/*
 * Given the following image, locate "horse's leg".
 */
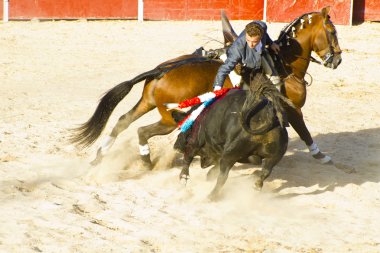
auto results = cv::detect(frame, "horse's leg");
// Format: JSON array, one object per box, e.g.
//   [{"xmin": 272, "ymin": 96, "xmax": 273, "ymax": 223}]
[
  {"xmin": 137, "ymin": 120, "xmax": 176, "ymax": 169},
  {"xmin": 91, "ymin": 98, "xmax": 155, "ymax": 165},
  {"xmin": 286, "ymin": 107, "xmax": 332, "ymax": 164}
]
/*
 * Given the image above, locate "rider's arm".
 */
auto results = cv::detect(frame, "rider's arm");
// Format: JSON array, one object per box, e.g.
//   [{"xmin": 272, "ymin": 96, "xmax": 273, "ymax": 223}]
[{"xmin": 213, "ymin": 43, "xmax": 242, "ymax": 89}]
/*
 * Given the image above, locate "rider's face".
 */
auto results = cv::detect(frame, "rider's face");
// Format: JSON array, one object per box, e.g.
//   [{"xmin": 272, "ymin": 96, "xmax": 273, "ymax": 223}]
[{"xmin": 246, "ymin": 34, "xmax": 261, "ymax": 49}]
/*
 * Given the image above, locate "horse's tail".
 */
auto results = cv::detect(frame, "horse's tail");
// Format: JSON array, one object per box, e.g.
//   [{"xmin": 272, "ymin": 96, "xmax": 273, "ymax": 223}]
[
  {"xmin": 70, "ymin": 68, "xmax": 161, "ymax": 148},
  {"xmin": 221, "ymin": 10, "xmax": 237, "ymax": 46}
]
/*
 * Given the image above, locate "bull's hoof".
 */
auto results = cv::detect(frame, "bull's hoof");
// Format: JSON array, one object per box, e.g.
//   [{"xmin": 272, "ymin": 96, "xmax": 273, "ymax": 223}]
[
  {"xmin": 140, "ymin": 155, "xmax": 153, "ymax": 170},
  {"xmin": 179, "ymin": 169, "xmax": 189, "ymax": 180},
  {"xmin": 90, "ymin": 148, "xmax": 103, "ymax": 166},
  {"xmin": 179, "ymin": 174, "xmax": 190, "ymax": 185},
  {"xmin": 252, "ymin": 172, "xmax": 264, "ymax": 191},
  {"xmin": 253, "ymin": 181, "xmax": 263, "ymax": 191}
]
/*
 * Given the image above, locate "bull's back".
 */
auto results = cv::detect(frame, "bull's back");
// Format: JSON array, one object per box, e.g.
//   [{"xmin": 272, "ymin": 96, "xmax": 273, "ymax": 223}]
[
  {"xmin": 193, "ymin": 89, "xmax": 288, "ymax": 161},
  {"xmin": 197, "ymin": 89, "xmax": 247, "ymax": 146}
]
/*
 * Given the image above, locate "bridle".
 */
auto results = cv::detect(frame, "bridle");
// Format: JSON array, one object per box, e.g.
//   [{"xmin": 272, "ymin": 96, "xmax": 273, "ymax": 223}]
[
  {"xmin": 276, "ymin": 12, "xmax": 341, "ymax": 84},
  {"xmin": 315, "ymin": 19, "xmax": 342, "ymax": 66}
]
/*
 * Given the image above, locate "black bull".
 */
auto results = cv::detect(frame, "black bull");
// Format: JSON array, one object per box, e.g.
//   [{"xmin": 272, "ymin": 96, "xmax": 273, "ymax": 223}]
[{"xmin": 173, "ymin": 75, "xmax": 293, "ymax": 200}]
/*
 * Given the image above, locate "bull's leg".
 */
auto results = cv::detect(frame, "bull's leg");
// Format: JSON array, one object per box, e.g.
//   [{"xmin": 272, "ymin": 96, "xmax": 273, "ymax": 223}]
[
  {"xmin": 206, "ymin": 165, "xmax": 220, "ymax": 181},
  {"xmin": 91, "ymin": 99, "xmax": 155, "ymax": 165},
  {"xmin": 286, "ymin": 107, "xmax": 332, "ymax": 164},
  {"xmin": 137, "ymin": 120, "xmax": 176, "ymax": 169},
  {"xmin": 179, "ymin": 152, "xmax": 195, "ymax": 184},
  {"xmin": 208, "ymin": 157, "xmax": 235, "ymax": 201},
  {"xmin": 253, "ymin": 157, "xmax": 280, "ymax": 190}
]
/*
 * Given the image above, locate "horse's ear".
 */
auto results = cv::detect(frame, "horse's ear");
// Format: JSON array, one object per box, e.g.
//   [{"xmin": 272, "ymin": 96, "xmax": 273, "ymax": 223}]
[
  {"xmin": 221, "ymin": 10, "xmax": 238, "ymax": 47},
  {"xmin": 321, "ymin": 6, "xmax": 331, "ymax": 22}
]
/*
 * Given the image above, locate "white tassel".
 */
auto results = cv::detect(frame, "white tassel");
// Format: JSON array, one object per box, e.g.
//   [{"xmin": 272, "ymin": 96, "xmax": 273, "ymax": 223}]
[
  {"xmin": 198, "ymin": 92, "xmax": 217, "ymax": 102},
  {"xmin": 308, "ymin": 14, "xmax": 312, "ymax": 24},
  {"xmin": 300, "ymin": 19, "xmax": 305, "ymax": 29},
  {"xmin": 292, "ymin": 27, "xmax": 296, "ymax": 37}
]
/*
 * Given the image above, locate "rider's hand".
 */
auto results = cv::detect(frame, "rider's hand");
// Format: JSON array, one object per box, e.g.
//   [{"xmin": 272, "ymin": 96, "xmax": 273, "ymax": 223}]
[{"xmin": 270, "ymin": 42, "xmax": 281, "ymax": 54}]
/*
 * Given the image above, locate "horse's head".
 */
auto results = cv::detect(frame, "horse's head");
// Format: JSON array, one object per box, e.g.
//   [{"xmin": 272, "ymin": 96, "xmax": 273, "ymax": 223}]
[{"xmin": 311, "ymin": 7, "xmax": 342, "ymax": 69}]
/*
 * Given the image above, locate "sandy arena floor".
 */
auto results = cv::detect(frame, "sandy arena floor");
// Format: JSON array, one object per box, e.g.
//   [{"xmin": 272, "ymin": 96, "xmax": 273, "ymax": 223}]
[{"xmin": 1, "ymin": 18, "xmax": 380, "ymax": 252}]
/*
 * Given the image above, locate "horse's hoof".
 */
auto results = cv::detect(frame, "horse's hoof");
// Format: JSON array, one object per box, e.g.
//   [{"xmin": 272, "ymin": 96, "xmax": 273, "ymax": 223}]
[
  {"xmin": 312, "ymin": 151, "xmax": 332, "ymax": 164},
  {"xmin": 142, "ymin": 161, "xmax": 153, "ymax": 170},
  {"xmin": 315, "ymin": 154, "xmax": 332, "ymax": 164}
]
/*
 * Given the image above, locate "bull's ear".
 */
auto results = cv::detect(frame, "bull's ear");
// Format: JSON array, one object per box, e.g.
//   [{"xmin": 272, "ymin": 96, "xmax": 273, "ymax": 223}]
[
  {"xmin": 221, "ymin": 10, "xmax": 238, "ymax": 47},
  {"xmin": 321, "ymin": 6, "xmax": 331, "ymax": 22}
]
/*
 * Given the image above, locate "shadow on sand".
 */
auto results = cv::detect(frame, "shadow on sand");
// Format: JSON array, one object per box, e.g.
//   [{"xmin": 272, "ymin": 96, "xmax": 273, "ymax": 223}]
[{"xmin": 267, "ymin": 127, "xmax": 380, "ymax": 197}]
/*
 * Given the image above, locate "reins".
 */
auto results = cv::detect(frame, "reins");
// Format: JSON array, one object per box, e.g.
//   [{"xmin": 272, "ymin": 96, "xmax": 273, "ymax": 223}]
[{"xmin": 276, "ymin": 53, "xmax": 313, "ymax": 86}]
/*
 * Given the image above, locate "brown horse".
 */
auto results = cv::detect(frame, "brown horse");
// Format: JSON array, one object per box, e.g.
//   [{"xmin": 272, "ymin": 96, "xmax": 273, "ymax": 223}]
[{"xmin": 70, "ymin": 7, "xmax": 341, "ymax": 168}]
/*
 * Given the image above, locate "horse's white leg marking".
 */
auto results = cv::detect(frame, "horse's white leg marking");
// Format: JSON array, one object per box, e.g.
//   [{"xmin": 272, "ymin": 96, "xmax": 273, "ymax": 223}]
[
  {"xmin": 308, "ymin": 142, "xmax": 332, "ymax": 164},
  {"xmin": 139, "ymin": 144, "xmax": 150, "ymax": 156},
  {"xmin": 100, "ymin": 135, "xmax": 116, "ymax": 154},
  {"xmin": 220, "ymin": 54, "xmax": 241, "ymax": 87}
]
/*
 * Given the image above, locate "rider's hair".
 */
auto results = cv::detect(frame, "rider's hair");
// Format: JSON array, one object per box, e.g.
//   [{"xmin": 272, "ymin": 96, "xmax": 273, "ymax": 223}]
[{"xmin": 245, "ymin": 22, "xmax": 264, "ymax": 38}]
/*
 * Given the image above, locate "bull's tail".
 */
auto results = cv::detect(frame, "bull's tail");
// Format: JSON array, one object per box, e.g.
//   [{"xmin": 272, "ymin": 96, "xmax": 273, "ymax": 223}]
[{"xmin": 70, "ymin": 68, "xmax": 162, "ymax": 148}]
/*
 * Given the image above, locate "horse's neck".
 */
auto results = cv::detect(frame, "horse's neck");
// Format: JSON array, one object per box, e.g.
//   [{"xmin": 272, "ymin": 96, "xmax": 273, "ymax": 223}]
[
  {"xmin": 287, "ymin": 39, "xmax": 312, "ymax": 78},
  {"xmin": 282, "ymin": 23, "xmax": 318, "ymax": 78}
]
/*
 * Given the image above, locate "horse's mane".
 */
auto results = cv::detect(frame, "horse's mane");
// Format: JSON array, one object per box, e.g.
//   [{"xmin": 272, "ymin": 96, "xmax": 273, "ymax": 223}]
[{"xmin": 277, "ymin": 12, "xmax": 319, "ymax": 42}]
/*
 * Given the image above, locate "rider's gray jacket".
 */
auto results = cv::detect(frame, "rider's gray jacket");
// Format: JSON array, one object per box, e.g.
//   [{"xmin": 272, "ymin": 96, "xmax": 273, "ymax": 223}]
[{"xmin": 213, "ymin": 21, "xmax": 273, "ymax": 88}]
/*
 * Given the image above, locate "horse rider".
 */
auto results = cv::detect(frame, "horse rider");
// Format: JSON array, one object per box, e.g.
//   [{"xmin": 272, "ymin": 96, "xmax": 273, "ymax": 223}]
[{"xmin": 213, "ymin": 21, "xmax": 282, "ymax": 90}]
